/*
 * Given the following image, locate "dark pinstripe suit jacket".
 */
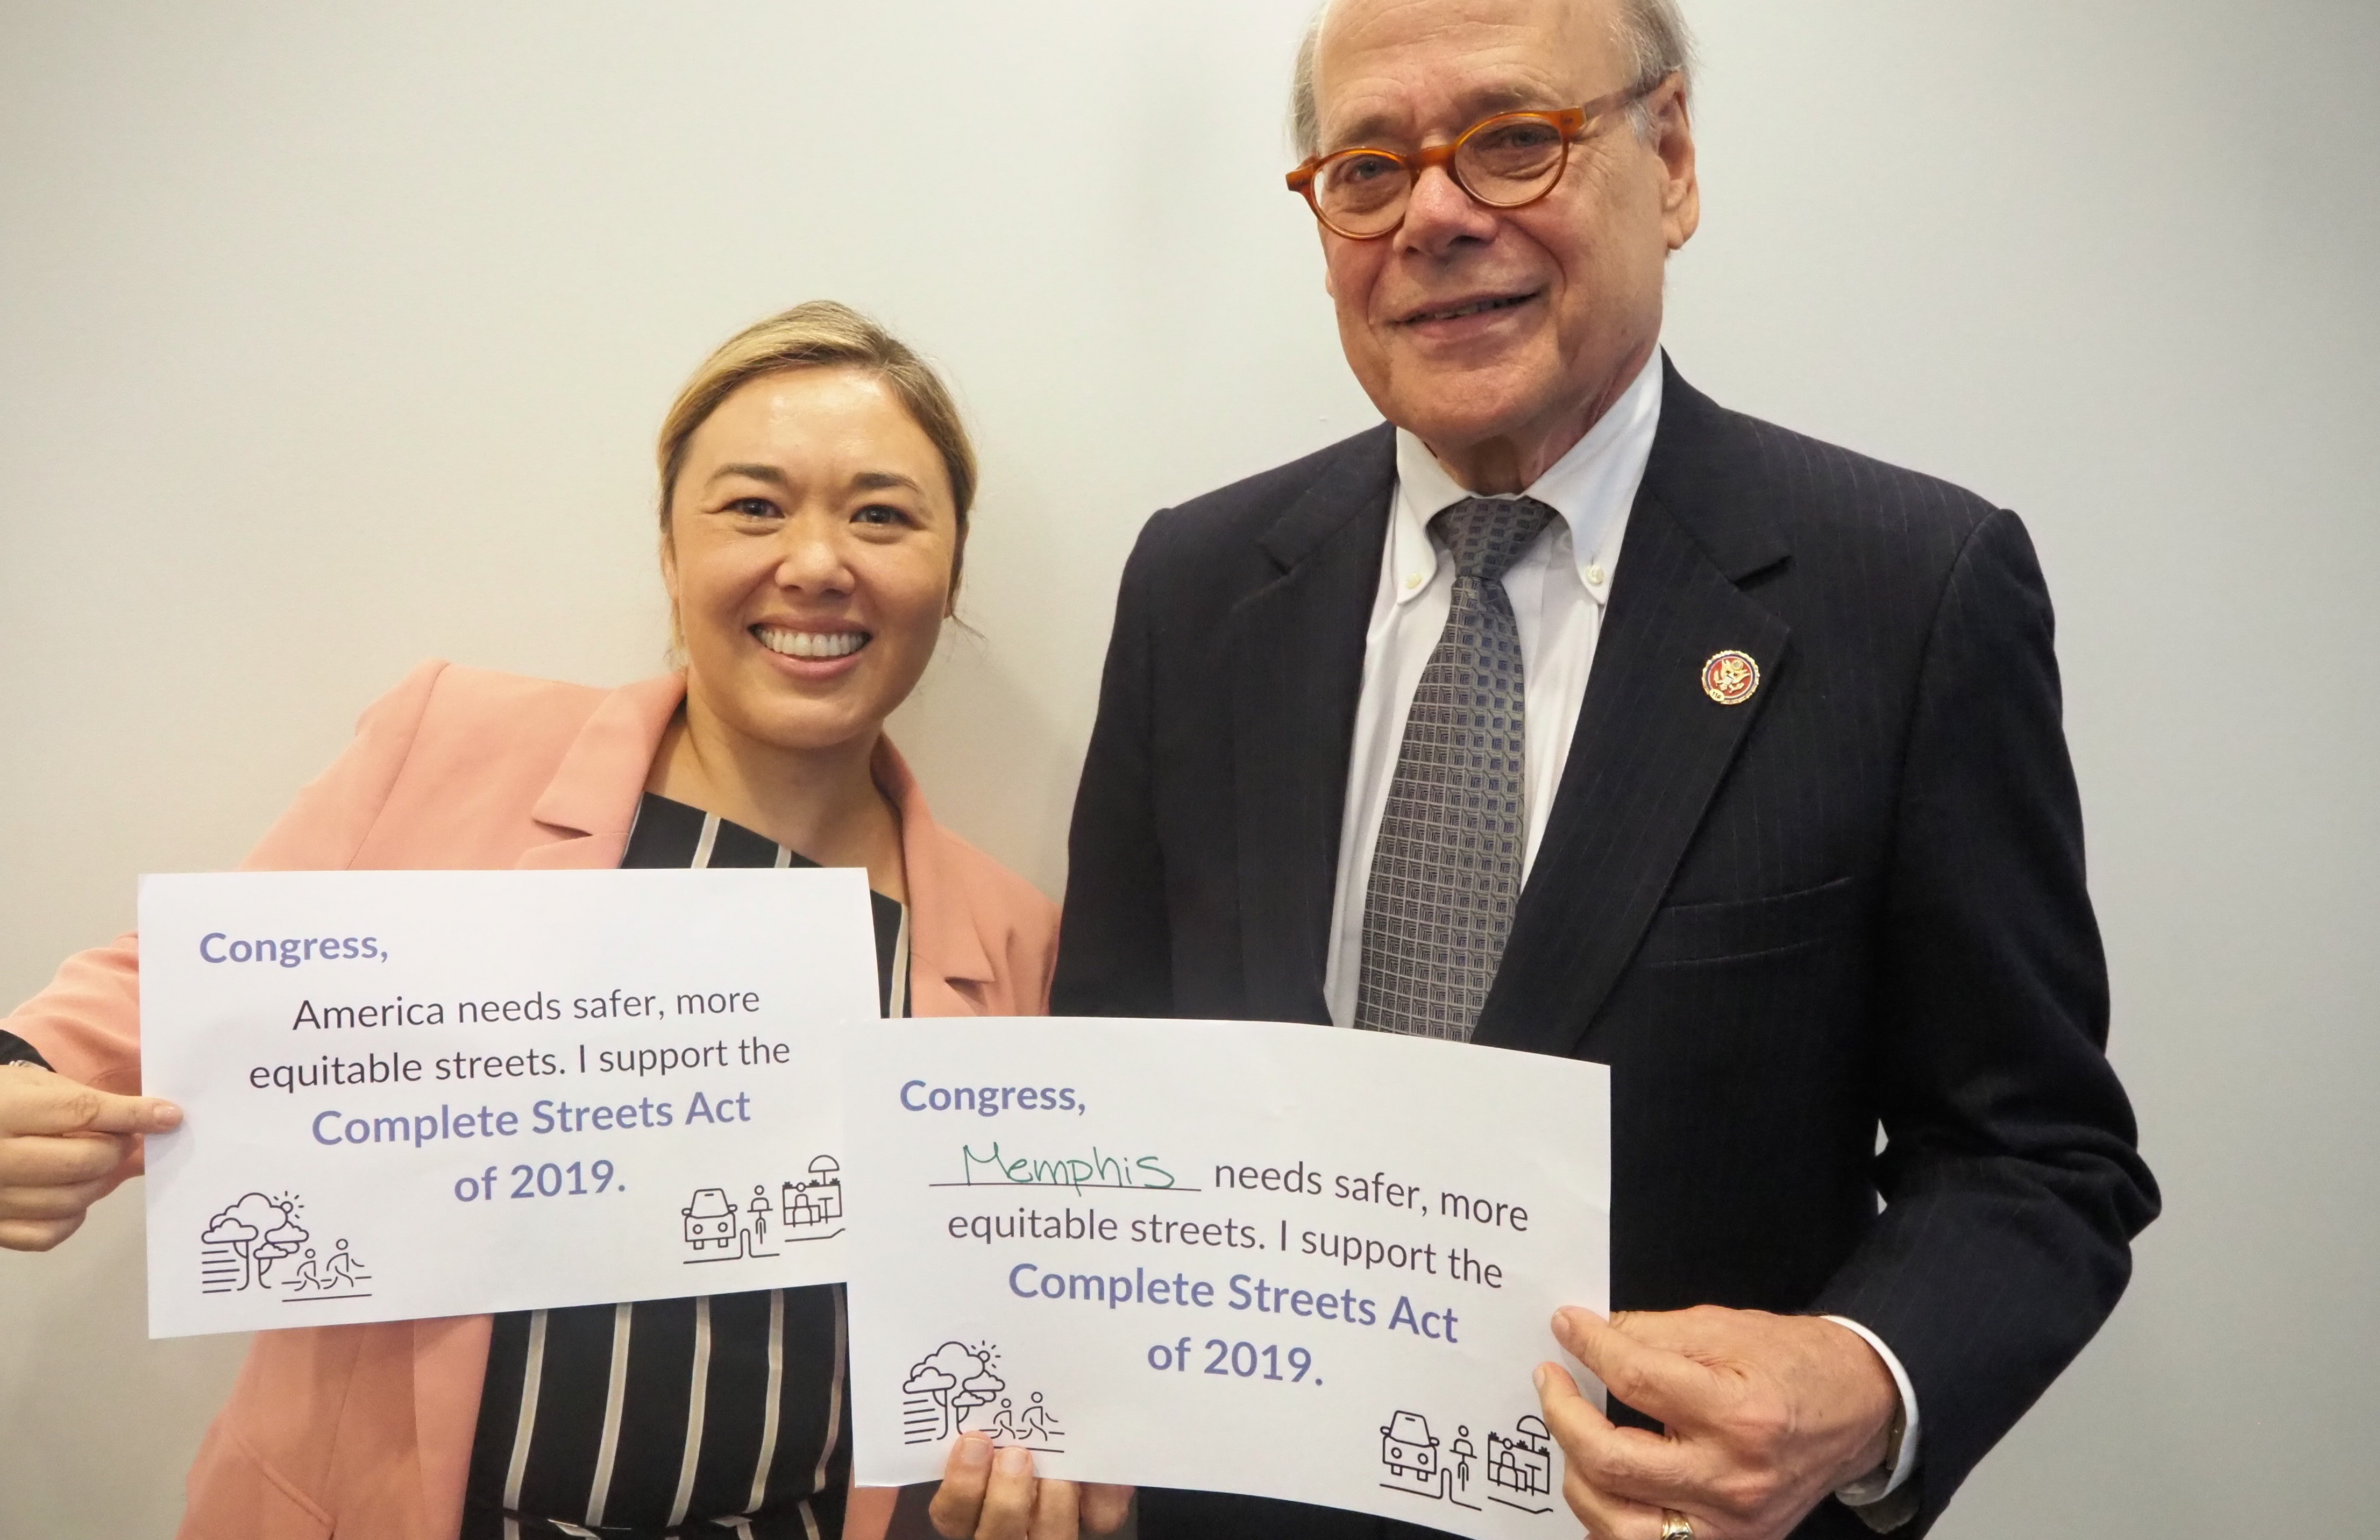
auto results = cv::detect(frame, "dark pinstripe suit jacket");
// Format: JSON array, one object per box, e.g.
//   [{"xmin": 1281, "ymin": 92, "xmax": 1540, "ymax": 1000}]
[{"xmin": 1054, "ymin": 359, "xmax": 2158, "ymax": 1538}]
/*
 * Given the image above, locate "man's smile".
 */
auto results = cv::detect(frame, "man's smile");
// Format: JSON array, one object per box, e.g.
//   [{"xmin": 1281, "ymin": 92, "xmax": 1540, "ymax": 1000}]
[{"xmin": 1395, "ymin": 288, "xmax": 1544, "ymax": 329}]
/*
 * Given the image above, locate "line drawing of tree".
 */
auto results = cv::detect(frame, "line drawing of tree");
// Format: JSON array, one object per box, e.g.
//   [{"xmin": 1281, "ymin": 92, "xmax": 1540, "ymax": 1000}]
[
  {"xmin": 956, "ymin": 1365, "xmax": 1004, "ymax": 1427},
  {"xmin": 253, "ymin": 1216, "xmax": 310, "ymax": 1287},
  {"xmin": 900, "ymin": 1342, "xmax": 1005, "ymax": 1443},
  {"xmin": 200, "ymin": 1193, "xmax": 306, "ymax": 1294},
  {"xmin": 900, "ymin": 1361, "xmax": 956, "ymax": 1442}
]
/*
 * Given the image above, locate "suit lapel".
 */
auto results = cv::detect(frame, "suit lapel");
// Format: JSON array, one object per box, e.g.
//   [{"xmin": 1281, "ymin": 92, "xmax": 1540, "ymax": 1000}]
[
  {"xmin": 1474, "ymin": 365, "xmax": 1791, "ymax": 1058},
  {"xmin": 514, "ymin": 674, "xmax": 687, "ymax": 870},
  {"xmin": 1227, "ymin": 427, "xmax": 1397, "ymax": 1023},
  {"xmin": 872, "ymin": 736, "xmax": 999, "ymax": 1016}
]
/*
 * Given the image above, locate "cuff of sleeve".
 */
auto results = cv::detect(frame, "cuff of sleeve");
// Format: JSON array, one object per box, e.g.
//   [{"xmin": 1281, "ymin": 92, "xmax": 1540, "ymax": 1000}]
[
  {"xmin": 0, "ymin": 1030, "xmax": 55, "ymax": 1071},
  {"xmin": 1820, "ymin": 1315, "xmax": 1920, "ymax": 1507}
]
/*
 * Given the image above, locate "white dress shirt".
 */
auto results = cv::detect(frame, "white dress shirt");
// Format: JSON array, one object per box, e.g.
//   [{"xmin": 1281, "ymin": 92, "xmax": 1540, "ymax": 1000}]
[
  {"xmin": 1321, "ymin": 350, "xmax": 1660, "ymax": 1030},
  {"xmin": 1318, "ymin": 349, "xmax": 1921, "ymax": 1512}
]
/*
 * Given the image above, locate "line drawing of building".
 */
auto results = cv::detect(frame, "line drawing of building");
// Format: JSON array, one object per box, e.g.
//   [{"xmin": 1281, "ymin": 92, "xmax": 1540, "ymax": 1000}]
[
  {"xmin": 782, "ymin": 1154, "xmax": 844, "ymax": 1237},
  {"xmin": 1484, "ymin": 1414, "xmax": 1555, "ymax": 1513}
]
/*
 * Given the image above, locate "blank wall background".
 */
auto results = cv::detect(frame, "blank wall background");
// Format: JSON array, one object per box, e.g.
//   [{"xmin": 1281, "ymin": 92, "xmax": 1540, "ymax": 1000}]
[{"xmin": 2, "ymin": 1, "xmax": 2371, "ymax": 1533}]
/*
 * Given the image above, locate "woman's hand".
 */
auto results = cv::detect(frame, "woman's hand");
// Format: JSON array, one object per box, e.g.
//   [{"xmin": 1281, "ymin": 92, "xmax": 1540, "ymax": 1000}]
[
  {"xmin": 926, "ymin": 1432, "xmax": 1133, "ymax": 1540},
  {"xmin": 0, "ymin": 1063, "xmax": 181, "ymax": 1251}
]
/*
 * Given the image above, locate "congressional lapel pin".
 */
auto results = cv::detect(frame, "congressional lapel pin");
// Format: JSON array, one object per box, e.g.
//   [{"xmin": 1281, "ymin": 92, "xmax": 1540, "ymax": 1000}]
[{"xmin": 1701, "ymin": 649, "xmax": 1761, "ymax": 706}]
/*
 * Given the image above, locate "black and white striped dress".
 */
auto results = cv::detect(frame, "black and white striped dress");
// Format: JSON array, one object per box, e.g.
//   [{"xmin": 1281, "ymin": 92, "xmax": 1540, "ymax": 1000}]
[{"xmin": 459, "ymin": 792, "xmax": 909, "ymax": 1540}]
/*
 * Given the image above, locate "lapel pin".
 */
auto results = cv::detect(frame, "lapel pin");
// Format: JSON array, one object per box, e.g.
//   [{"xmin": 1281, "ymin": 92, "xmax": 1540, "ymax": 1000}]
[{"xmin": 1701, "ymin": 650, "xmax": 1761, "ymax": 706}]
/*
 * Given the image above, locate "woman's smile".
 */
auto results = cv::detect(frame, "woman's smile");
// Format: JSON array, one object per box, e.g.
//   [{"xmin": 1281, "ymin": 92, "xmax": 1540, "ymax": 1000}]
[{"xmin": 752, "ymin": 623, "xmax": 871, "ymax": 663}]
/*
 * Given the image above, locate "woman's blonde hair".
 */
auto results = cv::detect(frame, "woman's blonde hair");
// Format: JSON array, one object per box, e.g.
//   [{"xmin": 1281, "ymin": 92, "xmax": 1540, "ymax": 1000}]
[{"xmin": 656, "ymin": 301, "xmax": 979, "ymax": 604}]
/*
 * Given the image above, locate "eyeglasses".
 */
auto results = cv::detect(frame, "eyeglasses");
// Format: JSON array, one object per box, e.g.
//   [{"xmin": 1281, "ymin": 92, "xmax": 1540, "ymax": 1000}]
[{"xmin": 1284, "ymin": 75, "xmax": 1672, "ymax": 240}]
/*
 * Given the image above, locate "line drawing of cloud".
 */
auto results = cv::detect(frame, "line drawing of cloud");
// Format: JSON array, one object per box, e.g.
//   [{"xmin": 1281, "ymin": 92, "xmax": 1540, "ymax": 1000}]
[
  {"xmin": 209, "ymin": 1192, "xmax": 291, "ymax": 1236},
  {"xmin": 921, "ymin": 1341, "xmax": 986, "ymax": 1380}
]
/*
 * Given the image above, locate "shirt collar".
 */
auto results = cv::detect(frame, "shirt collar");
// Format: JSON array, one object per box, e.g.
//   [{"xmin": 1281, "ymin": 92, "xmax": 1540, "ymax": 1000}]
[{"xmin": 1387, "ymin": 347, "xmax": 1664, "ymax": 606}]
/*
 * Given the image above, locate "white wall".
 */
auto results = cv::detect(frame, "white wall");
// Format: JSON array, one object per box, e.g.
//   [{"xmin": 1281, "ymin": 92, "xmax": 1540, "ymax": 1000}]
[{"xmin": 2, "ymin": 1, "xmax": 2371, "ymax": 1533}]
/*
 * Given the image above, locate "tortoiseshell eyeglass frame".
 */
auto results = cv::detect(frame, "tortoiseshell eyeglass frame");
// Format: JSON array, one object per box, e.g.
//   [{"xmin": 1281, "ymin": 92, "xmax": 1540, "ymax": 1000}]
[{"xmin": 1285, "ymin": 74, "xmax": 1673, "ymax": 239}]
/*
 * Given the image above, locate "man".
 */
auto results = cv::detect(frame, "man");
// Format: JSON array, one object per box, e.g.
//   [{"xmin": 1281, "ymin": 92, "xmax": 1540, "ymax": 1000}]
[{"xmin": 1054, "ymin": 1, "xmax": 2157, "ymax": 1537}]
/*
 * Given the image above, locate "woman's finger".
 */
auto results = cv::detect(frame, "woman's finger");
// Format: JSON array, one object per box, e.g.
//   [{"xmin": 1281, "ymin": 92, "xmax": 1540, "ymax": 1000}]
[
  {"xmin": 1080, "ymin": 1483, "xmax": 1134, "ymax": 1535},
  {"xmin": 974, "ymin": 1445, "xmax": 1038, "ymax": 1539},
  {"xmin": 0, "ymin": 1127, "xmax": 132, "ymax": 1188},
  {"xmin": 0, "ymin": 1174, "xmax": 118, "ymax": 1222},
  {"xmin": 1027, "ymin": 1476, "xmax": 1081, "ymax": 1540},
  {"xmin": 927, "ymin": 1432, "xmax": 996, "ymax": 1537},
  {"xmin": 0, "ymin": 1212, "xmax": 87, "ymax": 1252},
  {"xmin": 0, "ymin": 1067, "xmax": 180, "ymax": 1138}
]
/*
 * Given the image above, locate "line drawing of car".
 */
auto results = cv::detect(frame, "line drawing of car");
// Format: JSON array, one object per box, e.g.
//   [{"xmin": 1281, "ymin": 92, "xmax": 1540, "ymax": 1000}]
[
  {"xmin": 1381, "ymin": 1409, "xmax": 1442, "ymax": 1497},
  {"xmin": 681, "ymin": 1187, "xmax": 739, "ymax": 1250}
]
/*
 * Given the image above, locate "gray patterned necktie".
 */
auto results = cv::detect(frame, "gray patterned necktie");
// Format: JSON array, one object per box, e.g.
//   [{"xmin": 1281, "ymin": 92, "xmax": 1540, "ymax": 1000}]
[{"xmin": 1355, "ymin": 495, "xmax": 1554, "ymax": 1040}]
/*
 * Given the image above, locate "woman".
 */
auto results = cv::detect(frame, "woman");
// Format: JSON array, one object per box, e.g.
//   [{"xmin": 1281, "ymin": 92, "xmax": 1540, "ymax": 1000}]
[{"xmin": 0, "ymin": 303, "xmax": 1128, "ymax": 1540}]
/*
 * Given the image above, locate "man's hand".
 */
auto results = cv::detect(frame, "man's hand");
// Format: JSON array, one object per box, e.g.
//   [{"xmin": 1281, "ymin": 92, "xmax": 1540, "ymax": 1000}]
[
  {"xmin": 1534, "ymin": 1305, "xmax": 1899, "ymax": 1540},
  {"xmin": 0, "ymin": 1063, "xmax": 181, "ymax": 1252},
  {"xmin": 927, "ymin": 1431, "xmax": 1133, "ymax": 1540}
]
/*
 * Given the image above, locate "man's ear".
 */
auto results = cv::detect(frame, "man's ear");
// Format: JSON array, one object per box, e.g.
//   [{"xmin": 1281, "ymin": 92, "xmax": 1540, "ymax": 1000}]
[{"xmin": 1654, "ymin": 81, "xmax": 1701, "ymax": 251}]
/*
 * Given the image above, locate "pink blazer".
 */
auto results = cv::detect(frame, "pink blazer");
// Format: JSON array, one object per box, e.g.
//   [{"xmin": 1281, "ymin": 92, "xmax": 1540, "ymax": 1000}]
[{"xmin": 7, "ymin": 661, "xmax": 1059, "ymax": 1540}]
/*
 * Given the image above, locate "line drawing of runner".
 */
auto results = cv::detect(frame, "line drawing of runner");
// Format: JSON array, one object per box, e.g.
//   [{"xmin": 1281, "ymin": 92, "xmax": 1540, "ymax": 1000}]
[
  {"xmin": 1016, "ymin": 1392, "xmax": 1062, "ymax": 1452},
  {"xmin": 321, "ymin": 1239, "xmax": 368, "ymax": 1291},
  {"xmin": 279, "ymin": 1237, "xmax": 373, "ymax": 1301}
]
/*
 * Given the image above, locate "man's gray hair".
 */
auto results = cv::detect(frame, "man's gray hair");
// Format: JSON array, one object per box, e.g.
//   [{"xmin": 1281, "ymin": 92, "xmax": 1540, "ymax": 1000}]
[{"xmin": 1289, "ymin": 0, "xmax": 1695, "ymax": 159}]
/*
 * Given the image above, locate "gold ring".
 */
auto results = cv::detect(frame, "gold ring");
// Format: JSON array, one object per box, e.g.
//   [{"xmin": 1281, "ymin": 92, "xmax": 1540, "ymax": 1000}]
[{"xmin": 1659, "ymin": 1512, "xmax": 1694, "ymax": 1540}]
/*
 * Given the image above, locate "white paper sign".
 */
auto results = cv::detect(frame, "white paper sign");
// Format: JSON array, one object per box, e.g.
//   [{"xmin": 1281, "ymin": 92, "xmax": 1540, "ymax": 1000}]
[
  {"xmin": 138, "ymin": 868, "xmax": 879, "ymax": 1338},
  {"xmin": 842, "ymin": 1017, "xmax": 1609, "ymax": 1539}
]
